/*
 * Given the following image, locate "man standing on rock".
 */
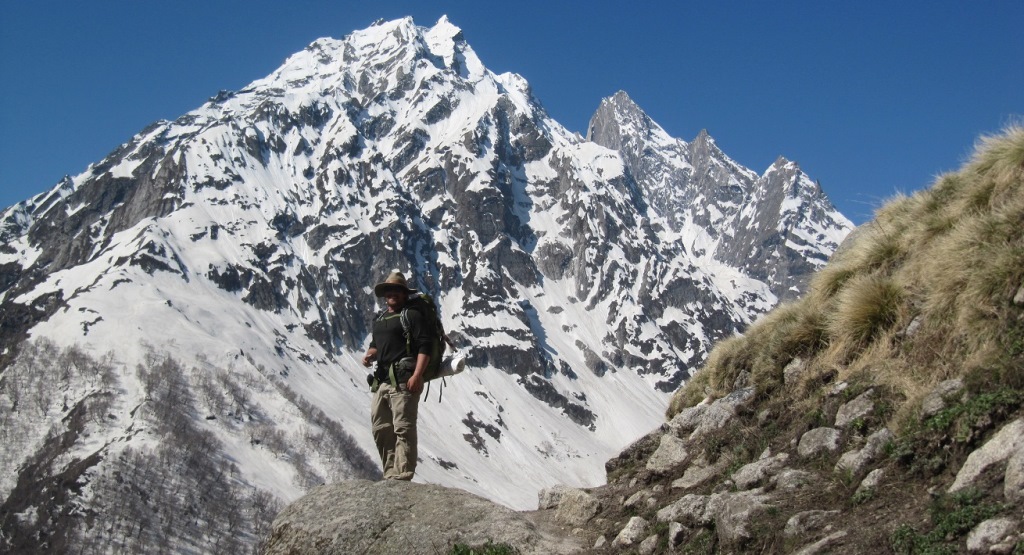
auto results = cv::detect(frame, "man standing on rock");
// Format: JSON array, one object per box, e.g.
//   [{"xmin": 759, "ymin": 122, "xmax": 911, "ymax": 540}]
[{"xmin": 362, "ymin": 271, "xmax": 433, "ymax": 480}]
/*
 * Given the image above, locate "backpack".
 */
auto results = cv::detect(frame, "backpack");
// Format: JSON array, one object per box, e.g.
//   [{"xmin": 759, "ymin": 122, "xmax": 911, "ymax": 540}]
[
  {"xmin": 400, "ymin": 292, "xmax": 448, "ymax": 381},
  {"xmin": 370, "ymin": 291, "xmax": 462, "ymax": 397}
]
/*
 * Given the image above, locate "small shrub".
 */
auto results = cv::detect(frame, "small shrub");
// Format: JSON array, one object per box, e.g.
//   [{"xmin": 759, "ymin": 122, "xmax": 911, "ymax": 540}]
[
  {"xmin": 703, "ymin": 334, "xmax": 750, "ymax": 398},
  {"xmin": 852, "ymin": 487, "xmax": 874, "ymax": 505},
  {"xmin": 810, "ymin": 263, "xmax": 859, "ymax": 304},
  {"xmin": 827, "ymin": 274, "xmax": 906, "ymax": 353},
  {"xmin": 668, "ymin": 367, "xmax": 711, "ymax": 418},
  {"xmin": 924, "ymin": 388, "xmax": 1023, "ymax": 443},
  {"xmin": 853, "ymin": 226, "xmax": 907, "ymax": 272},
  {"xmin": 890, "ymin": 490, "xmax": 1004, "ymax": 555}
]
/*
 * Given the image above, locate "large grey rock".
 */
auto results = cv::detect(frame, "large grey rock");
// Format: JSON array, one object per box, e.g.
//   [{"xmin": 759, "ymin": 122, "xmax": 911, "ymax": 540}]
[
  {"xmin": 798, "ymin": 427, "xmax": 842, "ymax": 457},
  {"xmin": 623, "ymin": 490, "xmax": 647, "ymax": 510},
  {"xmin": 772, "ymin": 468, "xmax": 817, "ymax": 491},
  {"xmin": 950, "ymin": 419, "xmax": 1024, "ymax": 493},
  {"xmin": 554, "ymin": 487, "xmax": 602, "ymax": 527},
  {"xmin": 966, "ymin": 517, "xmax": 1019, "ymax": 553},
  {"xmin": 537, "ymin": 485, "xmax": 573, "ymax": 510},
  {"xmin": 920, "ymin": 379, "xmax": 965, "ymax": 419},
  {"xmin": 656, "ymin": 494, "xmax": 711, "ymax": 526},
  {"xmin": 669, "ymin": 387, "xmax": 755, "ymax": 440},
  {"xmin": 1004, "ymin": 446, "xmax": 1024, "ymax": 502},
  {"xmin": 834, "ymin": 389, "xmax": 874, "ymax": 428},
  {"xmin": 731, "ymin": 453, "xmax": 790, "ymax": 490},
  {"xmin": 264, "ymin": 480, "xmax": 581, "ymax": 555},
  {"xmin": 834, "ymin": 428, "xmax": 894, "ymax": 475},
  {"xmin": 793, "ymin": 530, "xmax": 849, "ymax": 555},
  {"xmin": 646, "ymin": 433, "xmax": 690, "ymax": 473},
  {"xmin": 668, "ymin": 521, "xmax": 686, "ymax": 547},
  {"xmin": 638, "ymin": 533, "xmax": 659, "ymax": 554},
  {"xmin": 612, "ymin": 516, "xmax": 649, "ymax": 548},
  {"xmin": 672, "ymin": 454, "xmax": 726, "ymax": 490},
  {"xmin": 856, "ymin": 468, "xmax": 885, "ymax": 497},
  {"xmin": 783, "ymin": 357, "xmax": 808, "ymax": 385},
  {"xmin": 783, "ymin": 510, "xmax": 841, "ymax": 539},
  {"xmin": 705, "ymin": 488, "xmax": 772, "ymax": 547}
]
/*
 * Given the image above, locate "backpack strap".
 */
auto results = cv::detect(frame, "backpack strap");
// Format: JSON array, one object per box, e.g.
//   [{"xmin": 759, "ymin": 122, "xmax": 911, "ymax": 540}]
[
  {"xmin": 399, "ymin": 307, "xmax": 412, "ymax": 357},
  {"xmin": 374, "ymin": 309, "xmax": 405, "ymax": 390}
]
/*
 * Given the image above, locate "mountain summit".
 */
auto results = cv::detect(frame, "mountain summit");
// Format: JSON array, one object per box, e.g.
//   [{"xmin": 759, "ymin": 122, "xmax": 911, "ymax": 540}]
[
  {"xmin": 0, "ymin": 16, "xmax": 851, "ymax": 552},
  {"xmin": 588, "ymin": 90, "xmax": 852, "ymax": 300}
]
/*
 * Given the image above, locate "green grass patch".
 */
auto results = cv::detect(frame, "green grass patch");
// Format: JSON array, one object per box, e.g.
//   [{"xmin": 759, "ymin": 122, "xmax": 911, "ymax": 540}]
[
  {"xmin": 890, "ymin": 490, "xmax": 1004, "ymax": 554},
  {"xmin": 924, "ymin": 389, "xmax": 1023, "ymax": 442}
]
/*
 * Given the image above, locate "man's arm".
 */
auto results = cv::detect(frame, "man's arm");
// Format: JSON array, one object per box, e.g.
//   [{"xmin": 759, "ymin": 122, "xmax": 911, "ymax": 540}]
[
  {"xmin": 404, "ymin": 308, "xmax": 433, "ymax": 394},
  {"xmin": 362, "ymin": 347, "xmax": 378, "ymax": 367},
  {"xmin": 406, "ymin": 353, "xmax": 430, "ymax": 394}
]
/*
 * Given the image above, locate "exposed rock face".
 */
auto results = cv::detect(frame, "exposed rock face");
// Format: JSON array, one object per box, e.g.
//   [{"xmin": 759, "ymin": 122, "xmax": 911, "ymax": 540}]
[
  {"xmin": 950, "ymin": 419, "xmax": 1024, "ymax": 494},
  {"xmin": 797, "ymin": 427, "xmax": 842, "ymax": 457},
  {"xmin": 263, "ymin": 480, "xmax": 581, "ymax": 555},
  {"xmin": 588, "ymin": 92, "xmax": 852, "ymax": 301},
  {"xmin": 263, "ymin": 378, "xmax": 1024, "ymax": 554}
]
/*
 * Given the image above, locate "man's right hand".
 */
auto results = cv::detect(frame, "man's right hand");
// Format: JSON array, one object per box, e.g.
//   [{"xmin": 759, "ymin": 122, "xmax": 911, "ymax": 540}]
[{"xmin": 362, "ymin": 348, "xmax": 377, "ymax": 367}]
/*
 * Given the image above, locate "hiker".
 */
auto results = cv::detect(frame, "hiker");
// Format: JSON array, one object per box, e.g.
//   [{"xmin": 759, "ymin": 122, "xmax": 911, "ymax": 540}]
[{"xmin": 361, "ymin": 271, "xmax": 434, "ymax": 480}]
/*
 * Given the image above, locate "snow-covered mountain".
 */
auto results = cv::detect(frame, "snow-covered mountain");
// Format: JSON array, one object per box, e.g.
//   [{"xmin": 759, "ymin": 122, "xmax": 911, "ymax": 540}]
[
  {"xmin": 588, "ymin": 91, "xmax": 851, "ymax": 301},
  {"xmin": 0, "ymin": 15, "xmax": 852, "ymax": 552}
]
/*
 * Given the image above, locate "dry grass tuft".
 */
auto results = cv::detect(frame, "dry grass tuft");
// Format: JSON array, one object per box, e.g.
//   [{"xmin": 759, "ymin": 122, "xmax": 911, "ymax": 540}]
[
  {"xmin": 826, "ymin": 274, "xmax": 906, "ymax": 355},
  {"xmin": 668, "ymin": 124, "xmax": 1024, "ymax": 424}
]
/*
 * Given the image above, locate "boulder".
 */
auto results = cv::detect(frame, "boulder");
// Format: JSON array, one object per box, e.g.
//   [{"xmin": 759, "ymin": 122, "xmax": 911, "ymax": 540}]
[
  {"xmin": 612, "ymin": 516, "xmax": 649, "ymax": 548},
  {"xmin": 834, "ymin": 389, "xmax": 874, "ymax": 428},
  {"xmin": 537, "ymin": 484, "xmax": 573, "ymax": 510},
  {"xmin": 855, "ymin": 468, "xmax": 885, "ymax": 496},
  {"xmin": 705, "ymin": 489, "xmax": 772, "ymax": 547},
  {"xmin": 638, "ymin": 533, "xmax": 659, "ymax": 554},
  {"xmin": 646, "ymin": 433, "xmax": 690, "ymax": 473},
  {"xmin": 656, "ymin": 494, "xmax": 710, "ymax": 526},
  {"xmin": 966, "ymin": 517, "xmax": 1019, "ymax": 553},
  {"xmin": 669, "ymin": 387, "xmax": 755, "ymax": 440},
  {"xmin": 554, "ymin": 488, "xmax": 602, "ymax": 527},
  {"xmin": 920, "ymin": 379, "xmax": 965, "ymax": 419},
  {"xmin": 950, "ymin": 419, "xmax": 1024, "ymax": 494},
  {"xmin": 834, "ymin": 428, "xmax": 894, "ymax": 475},
  {"xmin": 783, "ymin": 357, "xmax": 807, "ymax": 385},
  {"xmin": 732, "ymin": 453, "xmax": 790, "ymax": 490},
  {"xmin": 1004, "ymin": 447, "xmax": 1024, "ymax": 502},
  {"xmin": 772, "ymin": 468, "xmax": 817, "ymax": 491},
  {"xmin": 263, "ymin": 480, "xmax": 581, "ymax": 555},
  {"xmin": 672, "ymin": 454, "xmax": 726, "ymax": 490},
  {"xmin": 798, "ymin": 427, "xmax": 842, "ymax": 457},
  {"xmin": 783, "ymin": 510, "xmax": 841, "ymax": 539},
  {"xmin": 668, "ymin": 521, "xmax": 686, "ymax": 547}
]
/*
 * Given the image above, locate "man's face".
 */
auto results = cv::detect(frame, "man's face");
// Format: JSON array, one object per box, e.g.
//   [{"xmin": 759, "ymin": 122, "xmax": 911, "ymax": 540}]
[{"xmin": 383, "ymin": 288, "xmax": 406, "ymax": 311}]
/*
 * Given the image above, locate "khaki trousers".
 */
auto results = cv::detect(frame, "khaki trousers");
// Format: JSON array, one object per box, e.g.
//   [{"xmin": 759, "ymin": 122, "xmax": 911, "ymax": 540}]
[{"xmin": 370, "ymin": 382, "xmax": 420, "ymax": 480}]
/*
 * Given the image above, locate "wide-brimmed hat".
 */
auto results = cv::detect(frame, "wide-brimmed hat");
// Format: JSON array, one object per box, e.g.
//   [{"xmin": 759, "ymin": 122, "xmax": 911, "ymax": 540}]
[{"xmin": 373, "ymin": 271, "xmax": 415, "ymax": 297}]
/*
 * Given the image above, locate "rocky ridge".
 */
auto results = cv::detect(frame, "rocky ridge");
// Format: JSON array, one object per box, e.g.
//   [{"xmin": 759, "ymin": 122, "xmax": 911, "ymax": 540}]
[{"xmin": 266, "ymin": 378, "xmax": 1024, "ymax": 553}]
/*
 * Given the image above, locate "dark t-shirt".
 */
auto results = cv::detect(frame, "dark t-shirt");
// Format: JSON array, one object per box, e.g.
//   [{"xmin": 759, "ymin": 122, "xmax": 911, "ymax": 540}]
[{"xmin": 369, "ymin": 305, "xmax": 432, "ymax": 383}]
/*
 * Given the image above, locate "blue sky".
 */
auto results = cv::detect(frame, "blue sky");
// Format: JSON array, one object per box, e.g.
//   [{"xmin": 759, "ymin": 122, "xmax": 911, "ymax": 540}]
[{"xmin": 2, "ymin": 1, "xmax": 1021, "ymax": 224}]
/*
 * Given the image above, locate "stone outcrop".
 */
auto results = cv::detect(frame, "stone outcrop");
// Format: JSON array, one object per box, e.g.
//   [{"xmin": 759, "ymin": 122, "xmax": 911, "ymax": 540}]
[
  {"xmin": 263, "ymin": 480, "xmax": 581, "ymax": 555},
  {"xmin": 265, "ymin": 389, "xmax": 1024, "ymax": 554},
  {"xmin": 949, "ymin": 419, "xmax": 1024, "ymax": 494}
]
